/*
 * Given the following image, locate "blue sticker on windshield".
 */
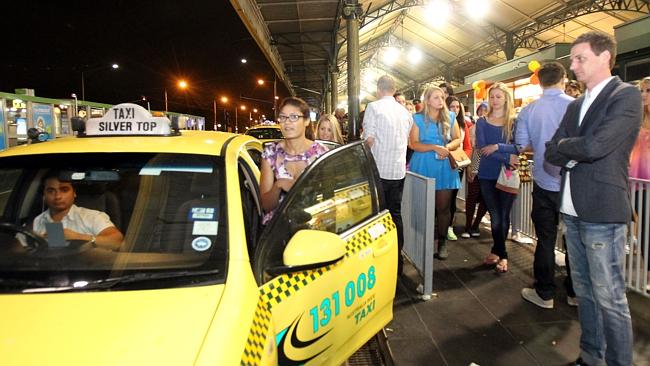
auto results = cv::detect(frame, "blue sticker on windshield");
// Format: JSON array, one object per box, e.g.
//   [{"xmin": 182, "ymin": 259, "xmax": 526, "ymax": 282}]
[
  {"xmin": 189, "ymin": 207, "xmax": 216, "ymax": 220},
  {"xmin": 191, "ymin": 236, "xmax": 212, "ymax": 252}
]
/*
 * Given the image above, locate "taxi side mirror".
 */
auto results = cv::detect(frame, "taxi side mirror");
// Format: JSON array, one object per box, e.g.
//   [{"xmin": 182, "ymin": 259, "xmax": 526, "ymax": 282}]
[
  {"xmin": 266, "ymin": 230, "xmax": 346, "ymax": 278},
  {"xmin": 283, "ymin": 230, "xmax": 346, "ymax": 267}
]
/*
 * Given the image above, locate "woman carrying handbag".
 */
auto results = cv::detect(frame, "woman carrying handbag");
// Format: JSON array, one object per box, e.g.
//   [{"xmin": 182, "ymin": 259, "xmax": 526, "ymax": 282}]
[
  {"xmin": 476, "ymin": 83, "xmax": 519, "ymax": 273},
  {"xmin": 408, "ymin": 86, "xmax": 461, "ymax": 260}
]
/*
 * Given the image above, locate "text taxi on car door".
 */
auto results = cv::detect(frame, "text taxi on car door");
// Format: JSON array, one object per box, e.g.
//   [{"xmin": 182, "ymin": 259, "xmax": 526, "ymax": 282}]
[{"xmin": 0, "ymin": 103, "xmax": 398, "ymax": 366}]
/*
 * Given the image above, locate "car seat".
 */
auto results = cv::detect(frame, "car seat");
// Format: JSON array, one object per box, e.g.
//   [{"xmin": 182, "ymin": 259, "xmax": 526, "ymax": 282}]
[
  {"xmin": 161, "ymin": 173, "xmax": 220, "ymax": 253},
  {"xmin": 75, "ymin": 183, "xmax": 122, "ymax": 231}
]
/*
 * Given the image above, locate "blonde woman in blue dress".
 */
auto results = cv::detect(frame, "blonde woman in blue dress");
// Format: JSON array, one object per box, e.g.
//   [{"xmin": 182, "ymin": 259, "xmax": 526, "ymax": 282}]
[{"xmin": 408, "ymin": 86, "xmax": 461, "ymax": 259}]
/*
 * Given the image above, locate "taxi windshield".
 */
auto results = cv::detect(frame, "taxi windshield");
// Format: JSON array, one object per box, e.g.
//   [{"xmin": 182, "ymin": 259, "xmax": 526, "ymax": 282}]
[
  {"xmin": 0, "ymin": 153, "xmax": 227, "ymax": 293},
  {"xmin": 245, "ymin": 127, "xmax": 284, "ymax": 140}
]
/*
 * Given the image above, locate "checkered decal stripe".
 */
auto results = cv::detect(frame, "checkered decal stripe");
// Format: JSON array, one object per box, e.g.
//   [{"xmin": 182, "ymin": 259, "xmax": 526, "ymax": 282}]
[
  {"xmin": 240, "ymin": 212, "xmax": 395, "ymax": 365},
  {"xmin": 260, "ymin": 267, "xmax": 332, "ymax": 309},
  {"xmin": 241, "ymin": 300, "xmax": 273, "ymax": 366},
  {"xmin": 345, "ymin": 214, "xmax": 394, "ymax": 257}
]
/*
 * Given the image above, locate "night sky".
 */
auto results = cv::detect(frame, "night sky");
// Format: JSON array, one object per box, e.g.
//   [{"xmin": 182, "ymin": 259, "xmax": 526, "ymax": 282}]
[{"xmin": 1, "ymin": 1, "xmax": 283, "ymax": 124}]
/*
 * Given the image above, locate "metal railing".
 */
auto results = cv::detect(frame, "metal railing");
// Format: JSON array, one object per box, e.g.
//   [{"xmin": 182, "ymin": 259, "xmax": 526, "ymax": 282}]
[
  {"xmin": 510, "ymin": 180, "xmax": 535, "ymax": 244},
  {"xmin": 626, "ymin": 178, "xmax": 649, "ymax": 297},
  {"xmin": 508, "ymin": 176, "xmax": 650, "ymax": 297},
  {"xmin": 401, "ymin": 171, "xmax": 436, "ymax": 300}
]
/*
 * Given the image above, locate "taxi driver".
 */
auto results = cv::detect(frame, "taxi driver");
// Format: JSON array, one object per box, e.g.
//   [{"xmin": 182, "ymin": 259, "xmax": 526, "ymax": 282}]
[{"xmin": 33, "ymin": 172, "xmax": 124, "ymax": 250}]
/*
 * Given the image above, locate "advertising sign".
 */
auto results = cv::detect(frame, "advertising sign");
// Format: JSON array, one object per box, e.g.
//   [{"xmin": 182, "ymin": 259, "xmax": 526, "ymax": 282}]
[{"xmin": 32, "ymin": 103, "xmax": 54, "ymax": 140}]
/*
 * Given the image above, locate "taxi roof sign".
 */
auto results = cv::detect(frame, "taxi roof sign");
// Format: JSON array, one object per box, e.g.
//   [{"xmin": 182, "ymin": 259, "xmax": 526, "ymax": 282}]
[{"xmin": 84, "ymin": 103, "xmax": 176, "ymax": 136}]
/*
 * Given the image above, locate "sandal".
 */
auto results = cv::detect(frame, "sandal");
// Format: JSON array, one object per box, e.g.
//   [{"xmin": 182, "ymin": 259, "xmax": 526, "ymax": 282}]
[
  {"xmin": 483, "ymin": 254, "xmax": 499, "ymax": 265},
  {"xmin": 495, "ymin": 259, "xmax": 508, "ymax": 273}
]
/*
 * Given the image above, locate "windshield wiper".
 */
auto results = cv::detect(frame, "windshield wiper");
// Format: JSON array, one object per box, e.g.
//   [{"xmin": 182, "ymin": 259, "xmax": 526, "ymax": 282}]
[
  {"xmin": 30, "ymin": 268, "xmax": 223, "ymax": 292},
  {"xmin": 0, "ymin": 278, "xmax": 50, "ymax": 288},
  {"xmin": 0, "ymin": 279, "xmax": 75, "ymax": 294}
]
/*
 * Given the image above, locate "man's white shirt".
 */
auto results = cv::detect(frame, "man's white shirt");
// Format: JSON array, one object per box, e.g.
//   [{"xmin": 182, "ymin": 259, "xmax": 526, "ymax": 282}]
[
  {"xmin": 560, "ymin": 76, "xmax": 614, "ymax": 216},
  {"xmin": 362, "ymin": 96, "xmax": 413, "ymax": 180},
  {"xmin": 33, "ymin": 204, "xmax": 115, "ymax": 236}
]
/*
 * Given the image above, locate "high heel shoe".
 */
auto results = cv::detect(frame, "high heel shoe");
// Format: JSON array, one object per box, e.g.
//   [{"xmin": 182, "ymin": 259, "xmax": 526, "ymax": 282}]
[
  {"xmin": 495, "ymin": 259, "xmax": 508, "ymax": 273},
  {"xmin": 483, "ymin": 253, "xmax": 499, "ymax": 265}
]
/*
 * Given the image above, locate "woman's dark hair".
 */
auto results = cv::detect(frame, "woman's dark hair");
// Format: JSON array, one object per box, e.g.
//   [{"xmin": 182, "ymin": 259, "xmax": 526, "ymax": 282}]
[
  {"xmin": 439, "ymin": 82, "xmax": 454, "ymax": 96},
  {"xmin": 278, "ymin": 96, "xmax": 310, "ymax": 120},
  {"xmin": 445, "ymin": 96, "xmax": 466, "ymax": 129},
  {"xmin": 567, "ymin": 80, "xmax": 583, "ymax": 93}
]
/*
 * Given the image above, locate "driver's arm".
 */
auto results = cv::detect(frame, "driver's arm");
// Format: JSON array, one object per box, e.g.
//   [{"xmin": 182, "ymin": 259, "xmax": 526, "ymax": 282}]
[
  {"xmin": 94, "ymin": 226, "xmax": 123, "ymax": 250},
  {"xmin": 63, "ymin": 226, "xmax": 123, "ymax": 251}
]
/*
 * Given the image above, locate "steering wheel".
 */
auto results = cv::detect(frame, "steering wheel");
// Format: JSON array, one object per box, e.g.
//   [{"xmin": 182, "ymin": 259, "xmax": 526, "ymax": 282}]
[{"xmin": 0, "ymin": 222, "xmax": 49, "ymax": 249}]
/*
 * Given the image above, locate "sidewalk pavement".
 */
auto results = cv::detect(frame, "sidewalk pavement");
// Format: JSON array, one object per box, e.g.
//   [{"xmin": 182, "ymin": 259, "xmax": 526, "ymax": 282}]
[{"xmin": 386, "ymin": 219, "xmax": 650, "ymax": 366}]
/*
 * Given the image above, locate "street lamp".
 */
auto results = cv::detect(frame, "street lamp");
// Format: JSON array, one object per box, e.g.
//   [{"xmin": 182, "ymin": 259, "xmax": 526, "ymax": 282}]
[
  {"xmin": 235, "ymin": 104, "xmax": 246, "ymax": 133},
  {"xmin": 71, "ymin": 93, "xmax": 78, "ymax": 117},
  {"xmin": 257, "ymin": 77, "xmax": 278, "ymax": 119},
  {"xmin": 143, "ymin": 96, "xmax": 150, "ymax": 112},
  {"xmin": 213, "ymin": 95, "xmax": 230, "ymax": 131},
  {"xmin": 241, "ymin": 57, "xmax": 278, "ymax": 119},
  {"xmin": 81, "ymin": 63, "xmax": 119, "ymax": 101},
  {"xmin": 164, "ymin": 79, "xmax": 189, "ymax": 113}
]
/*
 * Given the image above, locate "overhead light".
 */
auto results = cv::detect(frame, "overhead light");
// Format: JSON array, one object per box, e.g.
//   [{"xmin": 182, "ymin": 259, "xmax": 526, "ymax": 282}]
[
  {"xmin": 241, "ymin": 58, "xmax": 247, "ymax": 64},
  {"xmin": 408, "ymin": 48, "xmax": 422, "ymax": 64},
  {"xmin": 363, "ymin": 71, "xmax": 375, "ymax": 84},
  {"xmin": 383, "ymin": 47, "xmax": 400, "ymax": 65},
  {"xmin": 111, "ymin": 63, "xmax": 119, "ymax": 69},
  {"xmin": 465, "ymin": 0, "xmax": 488, "ymax": 19},
  {"xmin": 425, "ymin": 0, "xmax": 450, "ymax": 27}
]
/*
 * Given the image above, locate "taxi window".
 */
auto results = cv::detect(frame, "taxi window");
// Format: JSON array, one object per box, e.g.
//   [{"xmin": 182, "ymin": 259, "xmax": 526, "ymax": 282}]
[
  {"xmin": 255, "ymin": 142, "xmax": 379, "ymax": 275},
  {"xmin": 246, "ymin": 128, "xmax": 284, "ymax": 140},
  {"xmin": 282, "ymin": 143, "xmax": 378, "ymax": 234},
  {"xmin": 0, "ymin": 153, "xmax": 227, "ymax": 293},
  {"xmin": 0, "ymin": 169, "xmax": 21, "ymax": 215}
]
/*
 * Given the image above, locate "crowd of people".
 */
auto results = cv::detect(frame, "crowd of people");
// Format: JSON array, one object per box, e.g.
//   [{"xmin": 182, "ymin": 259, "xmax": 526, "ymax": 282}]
[{"xmin": 253, "ymin": 30, "xmax": 648, "ymax": 366}]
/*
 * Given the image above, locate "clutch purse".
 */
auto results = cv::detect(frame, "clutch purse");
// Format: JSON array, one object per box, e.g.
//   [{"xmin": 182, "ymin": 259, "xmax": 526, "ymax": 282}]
[{"xmin": 448, "ymin": 148, "xmax": 471, "ymax": 169}]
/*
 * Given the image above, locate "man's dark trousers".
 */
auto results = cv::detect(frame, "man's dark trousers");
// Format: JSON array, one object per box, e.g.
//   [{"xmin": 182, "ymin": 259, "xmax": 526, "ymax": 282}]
[
  {"xmin": 531, "ymin": 182, "xmax": 575, "ymax": 300},
  {"xmin": 381, "ymin": 178, "xmax": 405, "ymax": 273}
]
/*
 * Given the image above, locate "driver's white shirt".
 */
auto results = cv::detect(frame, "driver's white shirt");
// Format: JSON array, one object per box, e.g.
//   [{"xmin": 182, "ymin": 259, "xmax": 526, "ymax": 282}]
[{"xmin": 33, "ymin": 204, "xmax": 115, "ymax": 236}]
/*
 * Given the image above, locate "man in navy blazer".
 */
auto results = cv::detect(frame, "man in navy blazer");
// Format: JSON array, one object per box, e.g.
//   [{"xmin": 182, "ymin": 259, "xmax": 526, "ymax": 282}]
[{"xmin": 546, "ymin": 31, "xmax": 641, "ymax": 366}]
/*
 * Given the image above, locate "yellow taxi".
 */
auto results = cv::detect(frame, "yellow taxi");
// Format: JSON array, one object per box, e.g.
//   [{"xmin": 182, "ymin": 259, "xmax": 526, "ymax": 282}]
[
  {"xmin": 0, "ymin": 103, "xmax": 397, "ymax": 365},
  {"xmin": 245, "ymin": 123, "xmax": 284, "ymax": 144}
]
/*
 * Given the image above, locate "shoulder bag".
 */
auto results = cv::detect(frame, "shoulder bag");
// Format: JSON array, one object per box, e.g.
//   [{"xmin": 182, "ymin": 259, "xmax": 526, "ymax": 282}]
[
  {"xmin": 444, "ymin": 115, "xmax": 471, "ymax": 170},
  {"xmin": 495, "ymin": 165, "xmax": 520, "ymax": 194}
]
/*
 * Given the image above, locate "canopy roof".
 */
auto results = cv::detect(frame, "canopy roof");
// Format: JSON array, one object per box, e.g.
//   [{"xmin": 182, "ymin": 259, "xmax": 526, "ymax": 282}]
[{"xmin": 232, "ymin": 0, "xmax": 649, "ymax": 108}]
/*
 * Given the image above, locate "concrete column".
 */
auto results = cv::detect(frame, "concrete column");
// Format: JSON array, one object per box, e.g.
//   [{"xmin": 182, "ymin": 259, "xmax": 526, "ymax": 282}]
[
  {"xmin": 323, "ymin": 77, "xmax": 330, "ymax": 114},
  {"xmin": 344, "ymin": 0, "xmax": 362, "ymax": 141},
  {"xmin": 330, "ymin": 70, "xmax": 338, "ymax": 114}
]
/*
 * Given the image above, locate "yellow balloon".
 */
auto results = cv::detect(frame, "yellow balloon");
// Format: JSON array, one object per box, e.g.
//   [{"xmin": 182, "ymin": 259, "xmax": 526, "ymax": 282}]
[
  {"xmin": 528, "ymin": 60, "xmax": 541, "ymax": 72},
  {"xmin": 472, "ymin": 80, "xmax": 479, "ymax": 89}
]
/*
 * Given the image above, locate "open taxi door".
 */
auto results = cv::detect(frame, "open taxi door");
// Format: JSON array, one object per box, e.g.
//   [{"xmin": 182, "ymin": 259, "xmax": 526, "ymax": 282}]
[{"xmin": 245, "ymin": 141, "xmax": 397, "ymax": 365}]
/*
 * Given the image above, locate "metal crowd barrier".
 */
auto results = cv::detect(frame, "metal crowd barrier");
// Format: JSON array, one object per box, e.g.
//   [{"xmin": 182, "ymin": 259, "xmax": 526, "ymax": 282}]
[
  {"xmin": 508, "ymin": 176, "xmax": 650, "ymax": 298},
  {"xmin": 401, "ymin": 171, "xmax": 436, "ymax": 300},
  {"xmin": 510, "ymin": 180, "xmax": 535, "ymax": 244},
  {"xmin": 627, "ymin": 178, "xmax": 649, "ymax": 298}
]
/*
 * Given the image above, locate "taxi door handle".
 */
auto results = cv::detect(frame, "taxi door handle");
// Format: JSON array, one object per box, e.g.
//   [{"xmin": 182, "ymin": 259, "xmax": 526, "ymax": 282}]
[{"xmin": 373, "ymin": 238, "xmax": 392, "ymax": 257}]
